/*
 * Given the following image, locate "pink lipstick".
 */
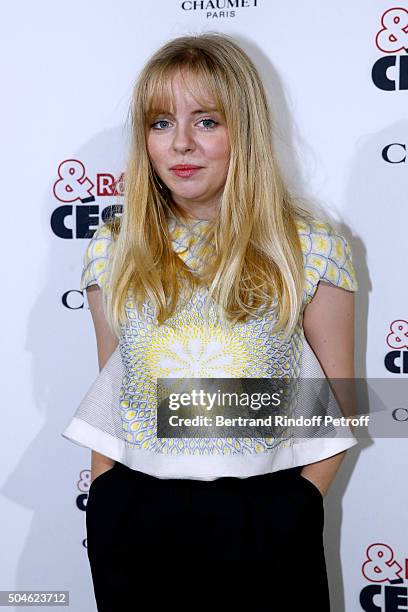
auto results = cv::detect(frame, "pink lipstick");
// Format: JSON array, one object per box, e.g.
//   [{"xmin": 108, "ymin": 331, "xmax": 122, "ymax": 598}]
[{"xmin": 170, "ymin": 164, "xmax": 203, "ymax": 178}]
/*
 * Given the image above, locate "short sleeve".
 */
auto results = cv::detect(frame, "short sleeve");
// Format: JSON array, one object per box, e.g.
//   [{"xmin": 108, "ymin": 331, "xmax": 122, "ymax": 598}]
[
  {"xmin": 298, "ymin": 219, "xmax": 359, "ymax": 305},
  {"xmin": 80, "ymin": 224, "xmax": 113, "ymax": 291}
]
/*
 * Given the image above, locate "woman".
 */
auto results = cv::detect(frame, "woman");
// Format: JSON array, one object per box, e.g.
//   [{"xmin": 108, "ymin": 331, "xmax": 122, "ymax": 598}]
[{"xmin": 62, "ymin": 32, "xmax": 359, "ymax": 610}]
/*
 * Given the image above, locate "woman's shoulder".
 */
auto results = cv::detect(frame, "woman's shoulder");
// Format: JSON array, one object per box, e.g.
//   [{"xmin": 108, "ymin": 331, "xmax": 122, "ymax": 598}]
[
  {"xmin": 295, "ymin": 214, "xmax": 337, "ymax": 242},
  {"xmin": 80, "ymin": 222, "xmax": 115, "ymax": 291},
  {"xmin": 294, "ymin": 213, "xmax": 359, "ymax": 300},
  {"xmin": 295, "ymin": 214, "xmax": 352, "ymax": 261}
]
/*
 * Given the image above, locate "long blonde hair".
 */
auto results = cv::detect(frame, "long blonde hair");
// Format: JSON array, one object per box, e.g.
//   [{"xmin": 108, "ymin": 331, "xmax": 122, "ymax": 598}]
[{"xmin": 103, "ymin": 32, "xmax": 315, "ymax": 340}]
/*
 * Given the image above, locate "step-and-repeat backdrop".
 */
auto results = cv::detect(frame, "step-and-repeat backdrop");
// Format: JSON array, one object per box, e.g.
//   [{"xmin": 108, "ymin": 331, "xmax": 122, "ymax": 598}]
[{"xmin": 2, "ymin": 1, "xmax": 407, "ymax": 610}]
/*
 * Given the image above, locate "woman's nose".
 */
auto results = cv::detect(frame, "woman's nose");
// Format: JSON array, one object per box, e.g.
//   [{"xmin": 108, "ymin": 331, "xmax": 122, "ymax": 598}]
[{"xmin": 172, "ymin": 124, "xmax": 196, "ymax": 152}]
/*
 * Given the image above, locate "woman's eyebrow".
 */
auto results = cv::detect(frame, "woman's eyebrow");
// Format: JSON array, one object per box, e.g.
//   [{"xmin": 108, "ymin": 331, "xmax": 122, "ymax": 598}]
[
  {"xmin": 155, "ymin": 108, "xmax": 219, "ymax": 117},
  {"xmin": 191, "ymin": 108, "xmax": 219, "ymax": 114}
]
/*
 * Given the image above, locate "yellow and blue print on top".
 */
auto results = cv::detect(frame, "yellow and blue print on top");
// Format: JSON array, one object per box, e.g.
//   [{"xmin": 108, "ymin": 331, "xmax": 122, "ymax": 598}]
[{"xmin": 78, "ymin": 214, "xmax": 358, "ymax": 458}]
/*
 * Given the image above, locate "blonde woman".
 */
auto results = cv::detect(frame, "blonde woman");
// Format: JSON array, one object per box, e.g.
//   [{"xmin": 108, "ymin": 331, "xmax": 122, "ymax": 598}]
[{"xmin": 62, "ymin": 32, "xmax": 359, "ymax": 610}]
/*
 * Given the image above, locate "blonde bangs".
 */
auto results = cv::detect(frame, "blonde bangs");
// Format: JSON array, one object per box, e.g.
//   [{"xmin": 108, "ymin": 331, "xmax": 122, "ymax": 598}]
[{"xmin": 142, "ymin": 62, "xmax": 226, "ymax": 129}]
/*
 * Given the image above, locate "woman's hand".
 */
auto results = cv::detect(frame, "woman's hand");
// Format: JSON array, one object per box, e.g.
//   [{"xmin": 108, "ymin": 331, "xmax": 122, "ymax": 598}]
[
  {"xmin": 91, "ymin": 451, "xmax": 115, "ymax": 483},
  {"xmin": 300, "ymin": 452, "xmax": 346, "ymax": 498}
]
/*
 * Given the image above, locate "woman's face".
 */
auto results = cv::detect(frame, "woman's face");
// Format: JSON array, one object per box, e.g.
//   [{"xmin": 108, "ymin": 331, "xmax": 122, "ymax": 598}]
[{"xmin": 146, "ymin": 72, "xmax": 230, "ymax": 220}]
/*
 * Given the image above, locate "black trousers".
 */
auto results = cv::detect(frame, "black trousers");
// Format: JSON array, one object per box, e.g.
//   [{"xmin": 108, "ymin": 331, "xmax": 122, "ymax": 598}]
[{"xmin": 86, "ymin": 461, "xmax": 330, "ymax": 611}]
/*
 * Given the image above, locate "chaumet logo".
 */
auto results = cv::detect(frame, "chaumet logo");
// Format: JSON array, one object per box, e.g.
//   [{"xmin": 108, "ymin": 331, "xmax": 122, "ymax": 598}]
[
  {"xmin": 360, "ymin": 542, "xmax": 407, "ymax": 611},
  {"xmin": 180, "ymin": 0, "xmax": 258, "ymax": 19},
  {"xmin": 51, "ymin": 159, "xmax": 124, "ymax": 239},
  {"xmin": 372, "ymin": 7, "xmax": 408, "ymax": 91}
]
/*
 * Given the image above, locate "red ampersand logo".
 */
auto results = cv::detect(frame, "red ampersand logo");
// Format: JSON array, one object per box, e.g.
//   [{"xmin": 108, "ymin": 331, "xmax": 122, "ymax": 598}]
[
  {"xmin": 53, "ymin": 159, "xmax": 95, "ymax": 203},
  {"xmin": 386, "ymin": 320, "xmax": 408, "ymax": 349},
  {"xmin": 376, "ymin": 7, "xmax": 408, "ymax": 53},
  {"xmin": 362, "ymin": 543, "xmax": 403, "ymax": 583}
]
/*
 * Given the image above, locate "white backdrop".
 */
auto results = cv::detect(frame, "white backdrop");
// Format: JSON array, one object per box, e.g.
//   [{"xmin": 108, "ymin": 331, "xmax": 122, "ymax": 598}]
[{"xmin": 2, "ymin": 1, "xmax": 407, "ymax": 610}]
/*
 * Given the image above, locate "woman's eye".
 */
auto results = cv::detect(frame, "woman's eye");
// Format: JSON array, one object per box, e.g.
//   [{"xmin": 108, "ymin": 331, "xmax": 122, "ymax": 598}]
[
  {"xmin": 150, "ymin": 118, "xmax": 218, "ymax": 130},
  {"xmin": 200, "ymin": 118, "xmax": 218, "ymax": 129},
  {"xmin": 151, "ymin": 120, "xmax": 170, "ymax": 130}
]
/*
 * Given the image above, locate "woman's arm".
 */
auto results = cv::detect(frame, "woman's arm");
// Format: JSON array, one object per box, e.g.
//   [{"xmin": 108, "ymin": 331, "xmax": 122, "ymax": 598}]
[
  {"xmin": 301, "ymin": 280, "xmax": 356, "ymax": 496},
  {"xmin": 86, "ymin": 285, "xmax": 119, "ymax": 482}
]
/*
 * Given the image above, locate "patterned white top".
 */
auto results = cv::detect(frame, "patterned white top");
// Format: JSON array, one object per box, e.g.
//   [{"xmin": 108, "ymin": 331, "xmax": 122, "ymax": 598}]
[{"xmin": 62, "ymin": 213, "xmax": 359, "ymax": 480}]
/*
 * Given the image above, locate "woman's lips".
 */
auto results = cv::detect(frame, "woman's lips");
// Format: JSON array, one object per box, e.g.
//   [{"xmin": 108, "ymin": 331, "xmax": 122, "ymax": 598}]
[{"xmin": 170, "ymin": 168, "xmax": 202, "ymax": 178}]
